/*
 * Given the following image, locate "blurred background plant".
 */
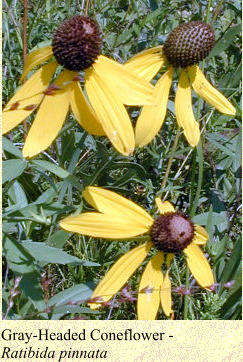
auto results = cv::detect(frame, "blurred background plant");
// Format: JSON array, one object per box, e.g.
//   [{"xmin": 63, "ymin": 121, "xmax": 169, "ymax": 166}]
[{"xmin": 2, "ymin": 0, "xmax": 241, "ymax": 320}]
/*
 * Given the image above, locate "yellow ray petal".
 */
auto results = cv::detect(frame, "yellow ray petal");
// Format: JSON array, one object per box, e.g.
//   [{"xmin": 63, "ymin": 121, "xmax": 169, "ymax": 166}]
[
  {"xmin": 137, "ymin": 251, "xmax": 164, "ymax": 320},
  {"xmin": 193, "ymin": 224, "xmax": 209, "ymax": 245},
  {"xmin": 188, "ymin": 65, "xmax": 236, "ymax": 115},
  {"xmin": 183, "ymin": 243, "xmax": 214, "ymax": 288},
  {"xmin": 175, "ymin": 70, "xmax": 200, "ymax": 147},
  {"xmin": 89, "ymin": 242, "xmax": 152, "ymax": 309},
  {"xmin": 3, "ymin": 62, "xmax": 57, "ymax": 134},
  {"xmin": 21, "ymin": 46, "xmax": 53, "ymax": 81},
  {"xmin": 161, "ymin": 253, "xmax": 174, "ymax": 317},
  {"xmin": 135, "ymin": 68, "xmax": 173, "ymax": 147},
  {"xmin": 161, "ymin": 271, "xmax": 173, "ymax": 317},
  {"xmin": 59, "ymin": 212, "xmax": 150, "ymax": 239},
  {"xmin": 23, "ymin": 69, "xmax": 72, "ymax": 158},
  {"xmin": 155, "ymin": 198, "xmax": 175, "ymax": 214},
  {"xmin": 125, "ymin": 46, "xmax": 165, "ymax": 82},
  {"xmin": 85, "ymin": 68, "xmax": 135, "ymax": 155},
  {"xmin": 69, "ymin": 81, "xmax": 105, "ymax": 136},
  {"xmin": 92, "ymin": 55, "xmax": 154, "ymax": 105},
  {"xmin": 83, "ymin": 186, "xmax": 153, "ymax": 228}
]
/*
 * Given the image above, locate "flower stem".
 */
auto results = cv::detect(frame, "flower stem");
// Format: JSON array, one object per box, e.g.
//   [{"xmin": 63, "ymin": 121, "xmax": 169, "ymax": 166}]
[
  {"xmin": 85, "ymin": 0, "xmax": 90, "ymax": 16},
  {"xmin": 183, "ymin": 0, "xmax": 212, "ymax": 320},
  {"xmin": 160, "ymin": 129, "xmax": 181, "ymax": 192},
  {"xmin": 183, "ymin": 266, "xmax": 190, "ymax": 319},
  {"xmin": 22, "ymin": 0, "xmax": 28, "ymax": 139},
  {"xmin": 211, "ymin": 0, "xmax": 224, "ymax": 24},
  {"xmin": 190, "ymin": 139, "xmax": 204, "ymax": 218}
]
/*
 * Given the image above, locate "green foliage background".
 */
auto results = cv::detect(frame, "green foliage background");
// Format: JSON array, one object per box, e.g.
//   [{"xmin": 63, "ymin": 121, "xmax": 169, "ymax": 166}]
[{"xmin": 2, "ymin": 0, "xmax": 242, "ymax": 320}]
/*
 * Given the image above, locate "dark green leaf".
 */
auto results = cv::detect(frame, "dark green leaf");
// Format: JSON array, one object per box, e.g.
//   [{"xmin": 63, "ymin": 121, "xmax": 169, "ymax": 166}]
[
  {"xmin": 219, "ymin": 238, "xmax": 241, "ymax": 289},
  {"xmin": 20, "ymin": 272, "xmax": 47, "ymax": 313}
]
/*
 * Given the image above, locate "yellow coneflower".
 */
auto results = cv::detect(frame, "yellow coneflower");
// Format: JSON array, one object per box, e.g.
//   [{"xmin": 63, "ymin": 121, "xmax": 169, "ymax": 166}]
[
  {"xmin": 60, "ymin": 186, "xmax": 214, "ymax": 320},
  {"xmin": 3, "ymin": 15, "xmax": 154, "ymax": 158},
  {"xmin": 125, "ymin": 21, "xmax": 236, "ymax": 147}
]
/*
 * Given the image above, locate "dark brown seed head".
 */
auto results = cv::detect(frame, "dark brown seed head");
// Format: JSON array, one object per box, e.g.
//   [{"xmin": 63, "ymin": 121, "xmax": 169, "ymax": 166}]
[
  {"xmin": 163, "ymin": 21, "xmax": 215, "ymax": 68},
  {"xmin": 52, "ymin": 15, "xmax": 102, "ymax": 71},
  {"xmin": 150, "ymin": 212, "xmax": 194, "ymax": 253}
]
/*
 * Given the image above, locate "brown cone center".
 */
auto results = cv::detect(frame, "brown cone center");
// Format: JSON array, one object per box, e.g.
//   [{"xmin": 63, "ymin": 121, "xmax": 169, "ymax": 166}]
[
  {"xmin": 52, "ymin": 15, "xmax": 102, "ymax": 71},
  {"xmin": 150, "ymin": 212, "xmax": 194, "ymax": 253},
  {"xmin": 163, "ymin": 21, "xmax": 215, "ymax": 68}
]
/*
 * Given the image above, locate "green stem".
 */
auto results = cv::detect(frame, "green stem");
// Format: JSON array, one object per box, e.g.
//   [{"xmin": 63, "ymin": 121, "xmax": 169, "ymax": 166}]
[
  {"xmin": 190, "ymin": 139, "xmax": 204, "ymax": 218},
  {"xmin": 85, "ymin": 0, "xmax": 90, "ymax": 16},
  {"xmin": 22, "ymin": 0, "xmax": 28, "ymax": 138},
  {"xmin": 189, "ymin": 148, "xmax": 197, "ymax": 205},
  {"xmin": 160, "ymin": 129, "xmax": 181, "ymax": 192},
  {"xmin": 183, "ymin": 267, "xmax": 190, "ymax": 319},
  {"xmin": 183, "ymin": 0, "xmax": 212, "ymax": 320},
  {"xmin": 205, "ymin": 0, "xmax": 212, "ymax": 23},
  {"xmin": 211, "ymin": 0, "xmax": 225, "ymax": 24}
]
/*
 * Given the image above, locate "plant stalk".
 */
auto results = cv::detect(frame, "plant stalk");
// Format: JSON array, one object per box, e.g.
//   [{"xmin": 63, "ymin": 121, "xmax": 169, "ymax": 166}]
[{"xmin": 22, "ymin": 0, "xmax": 28, "ymax": 139}]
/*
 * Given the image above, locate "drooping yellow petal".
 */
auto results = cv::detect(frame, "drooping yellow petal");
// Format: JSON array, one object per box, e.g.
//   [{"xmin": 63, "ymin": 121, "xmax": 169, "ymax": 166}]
[
  {"xmin": 89, "ymin": 242, "xmax": 152, "ymax": 309},
  {"xmin": 175, "ymin": 70, "xmax": 200, "ymax": 147},
  {"xmin": 193, "ymin": 224, "xmax": 209, "ymax": 245},
  {"xmin": 3, "ymin": 61, "xmax": 57, "ymax": 134},
  {"xmin": 125, "ymin": 46, "xmax": 165, "ymax": 82},
  {"xmin": 135, "ymin": 67, "xmax": 173, "ymax": 147},
  {"xmin": 23, "ymin": 69, "xmax": 72, "ymax": 158},
  {"xmin": 161, "ymin": 271, "xmax": 173, "ymax": 317},
  {"xmin": 92, "ymin": 55, "xmax": 154, "ymax": 105},
  {"xmin": 59, "ymin": 212, "xmax": 150, "ymax": 239},
  {"xmin": 69, "ymin": 81, "xmax": 105, "ymax": 136},
  {"xmin": 188, "ymin": 65, "xmax": 236, "ymax": 115},
  {"xmin": 183, "ymin": 243, "xmax": 214, "ymax": 288},
  {"xmin": 85, "ymin": 68, "xmax": 135, "ymax": 155},
  {"xmin": 161, "ymin": 253, "xmax": 174, "ymax": 317},
  {"xmin": 21, "ymin": 46, "xmax": 53, "ymax": 81},
  {"xmin": 155, "ymin": 198, "xmax": 175, "ymax": 214},
  {"xmin": 137, "ymin": 251, "xmax": 164, "ymax": 320},
  {"xmin": 83, "ymin": 186, "xmax": 153, "ymax": 228}
]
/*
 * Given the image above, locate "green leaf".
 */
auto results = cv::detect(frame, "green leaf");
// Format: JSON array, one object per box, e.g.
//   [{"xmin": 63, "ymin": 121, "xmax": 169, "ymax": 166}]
[
  {"xmin": 144, "ymin": 8, "xmax": 161, "ymax": 23},
  {"xmin": 219, "ymin": 238, "xmax": 241, "ymax": 288},
  {"xmin": 192, "ymin": 212, "xmax": 227, "ymax": 225},
  {"xmin": 3, "ymin": 159, "xmax": 27, "ymax": 183},
  {"xmin": 3, "ymin": 234, "xmax": 35, "ymax": 274},
  {"xmin": 20, "ymin": 271, "xmax": 47, "ymax": 313},
  {"xmin": 4, "ymin": 202, "xmax": 74, "ymax": 222},
  {"xmin": 63, "ymin": 175, "xmax": 83, "ymax": 191},
  {"xmin": 8, "ymin": 180, "xmax": 28, "ymax": 207},
  {"xmin": 2, "ymin": 136, "xmax": 22, "ymax": 158},
  {"xmin": 2, "ymin": 222, "xmax": 17, "ymax": 234},
  {"xmin": 209, "ymin": 24, "xmax": 241, "ymax": 58},
  {"xmin": 61, "ymin": 131, "xmax": 76, "ymax": 164},
  {"xmin": 117, "ymin": 29, "xmax": 133, "ymax": 45},
  {"xmin": 34, "ymin": 185, "xmax": 59, "ymax": 204},
  {"xmin": 109, "ymin": 162, "xmax": 146, "ymax": 178},
  {"xmin": 206, "ymin": 134, "xmax": 235, "ymax": 157},
  {"xmin": 48, "ymin": 230, "xmax": 71, "ymax": 249},
  {"xmin": 31, "ymin": 160, "xmax": 82, "ymax": 190},
  {"xmin": 50, "ymin": 305, "xmax": 98, "ymax": 319},
  {"xmin": 220, "ymin": 275, "xmax": 242, "ymax": 319},
  {"xmin": 31, "ymin": 160, "xmax": 70, "ymax": 178},
  {"xmin": 20, "ymin": 241, "xmax": 99, "ymax": 266},
  {"xmin": 47, "ymin": 283, "xmax": 94, "ymax": 307}
]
